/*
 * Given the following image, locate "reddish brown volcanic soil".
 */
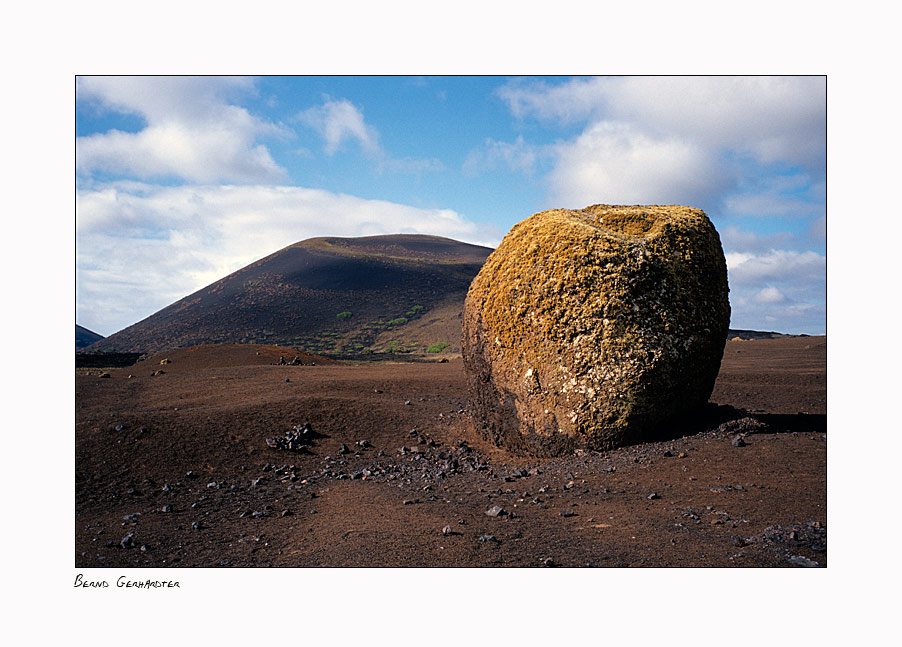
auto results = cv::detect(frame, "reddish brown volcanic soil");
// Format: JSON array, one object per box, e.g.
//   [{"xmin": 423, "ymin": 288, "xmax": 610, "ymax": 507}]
[{"xmin": 76, "ymin": 337, "xmax": 826, "ymax": 567}]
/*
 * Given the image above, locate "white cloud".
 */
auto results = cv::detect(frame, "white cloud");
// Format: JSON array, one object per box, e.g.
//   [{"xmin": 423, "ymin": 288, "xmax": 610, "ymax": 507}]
[
  {"xmin": 729, "ymin": 292, "xmax": 825, "ymax": 335},
  {"xmin": 463, "ymin": 135, "xmax": 543, "ymax": 176},
  {"xmin": 76, "ymin": 76, "xmax": 288, "ymax": 183},
  {"xmin": 547, "ymin": 121, "xmax": 728, "ymax": 208},
  {"xmin": 298, "ymin": 97, "xmax": 380, "ymax": 155},
  {"xmin": 724, "ymin": 249, "xmax": 826, "ymax": 334},
  {"xmin": 498, "ymin": 76, "xmax": 826, "ymax": 170},
  {"xmin": 76, "ymin": 183, "xmax": 495, "ymax": 336},
  {"xmin": 602, "ymin": 76, "xmax": 825, "ymax": 170},
  {"xmin": 753, "ymin": 286, "xmax": 787, "ymax": 304},
  {"xmin": 492, "ymin": 76, "xmax": 826, "ymax": 214},
  {"xmin": 497, "ymin": 77, "xmax": 612, "ymax": 124},
  {"xmin": 297, "ymin": 96, "xmax": 443, "ymax": 174},
  {"xmin": 726, "ymin": 249, "xmax": 825, "ymax": 287}
]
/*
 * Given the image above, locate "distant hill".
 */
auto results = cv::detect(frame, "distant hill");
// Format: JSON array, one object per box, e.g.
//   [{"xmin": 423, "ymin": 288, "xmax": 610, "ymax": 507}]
[
  {"xmin": 86, "ymin": 234, "xmax": 493, "ymax": 355},
  {"xmin": 726, "ymin": 329, "xmax": 799, "ymax": 340},
  {"xmin": 76, "ymin": 324, "xmax": 104, "ymax": 350}
]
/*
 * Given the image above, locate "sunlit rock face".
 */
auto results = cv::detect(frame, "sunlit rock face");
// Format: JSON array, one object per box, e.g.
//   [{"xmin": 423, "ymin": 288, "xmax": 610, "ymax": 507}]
[{"xmin": 462, "ymin": 204, "xmax": 730, "ymax": 456}]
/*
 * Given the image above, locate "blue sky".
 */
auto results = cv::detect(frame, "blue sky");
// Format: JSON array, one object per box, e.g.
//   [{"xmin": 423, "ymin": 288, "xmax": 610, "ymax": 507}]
[{"xmin": 76, "ymin": 75, "xmax": 826, "ymax": 337}]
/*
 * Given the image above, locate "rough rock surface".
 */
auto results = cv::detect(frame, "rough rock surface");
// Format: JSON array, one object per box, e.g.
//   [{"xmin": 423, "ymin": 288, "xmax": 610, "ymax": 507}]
[{"xmin": 462, "ymin": 204, "xmax": 730, "ymax": 455}]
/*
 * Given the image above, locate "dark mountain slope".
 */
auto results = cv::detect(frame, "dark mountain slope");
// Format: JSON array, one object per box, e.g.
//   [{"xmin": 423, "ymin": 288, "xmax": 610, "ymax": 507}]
[
  {"xmin": 87, "ymin": 234, "xmax": 493, "ymax": 355},
  {"xmin": 76, "ymin": 324, "xmax": 104, "ymax": 350}
]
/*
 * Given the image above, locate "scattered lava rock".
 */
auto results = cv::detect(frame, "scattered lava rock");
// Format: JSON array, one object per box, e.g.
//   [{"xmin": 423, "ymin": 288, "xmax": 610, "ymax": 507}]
[
  {"xmin": 266, "ymin": 423, "xmax": 315, "ymax": 452},
  {"xmin": 741, "ymin": 521, "xmax": 827, "ymax": 563},
  {"xmin": 75, "ymin": 337, "xmax": 825, "ymax": 568},
  {"xmin": 717, "ymin": 416, "xmax": 771, "ymax": 436}
]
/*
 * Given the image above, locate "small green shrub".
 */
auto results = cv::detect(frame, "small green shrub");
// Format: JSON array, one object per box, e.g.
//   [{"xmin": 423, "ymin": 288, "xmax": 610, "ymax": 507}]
[
  {"xmin": 406, "ymin": 305, "xmax": 425, "ymax": 316},
  {"xmin": 385, "ymin": 340, "xmax": 411, "ymax": 354},
  {"xmin": 336, "ymin": 311, "xmax": 352, "ymax": 320},
  {"xmin": 426, "ymin": 342, "xmax": 450, "ymax": 353},
  {"xmin": 387, "ymin": 317, "xmax": 408, "ymax": 326}
]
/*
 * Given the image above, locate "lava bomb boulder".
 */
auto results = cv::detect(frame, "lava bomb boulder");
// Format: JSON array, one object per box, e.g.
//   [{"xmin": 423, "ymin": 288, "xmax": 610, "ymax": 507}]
[{"xmin": 462, "ymin": 204, "xmax": 730, "ymax": 455}]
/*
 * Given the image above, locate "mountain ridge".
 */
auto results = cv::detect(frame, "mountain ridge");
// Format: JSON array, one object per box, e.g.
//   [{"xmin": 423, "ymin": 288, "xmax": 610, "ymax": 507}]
[
  {"xmin": 82, "ymin": 233, "xmax": 804, "ymax": 355},
  {"xmin": 85, "ymin": 234, "xmax": 493, "ymax": 355}
]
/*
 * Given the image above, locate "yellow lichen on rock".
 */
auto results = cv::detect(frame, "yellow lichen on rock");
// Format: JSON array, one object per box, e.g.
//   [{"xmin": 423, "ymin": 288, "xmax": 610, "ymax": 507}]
[{"xmin": 462, "ymin": 204, "xmax": 730, "ymax": 455}]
